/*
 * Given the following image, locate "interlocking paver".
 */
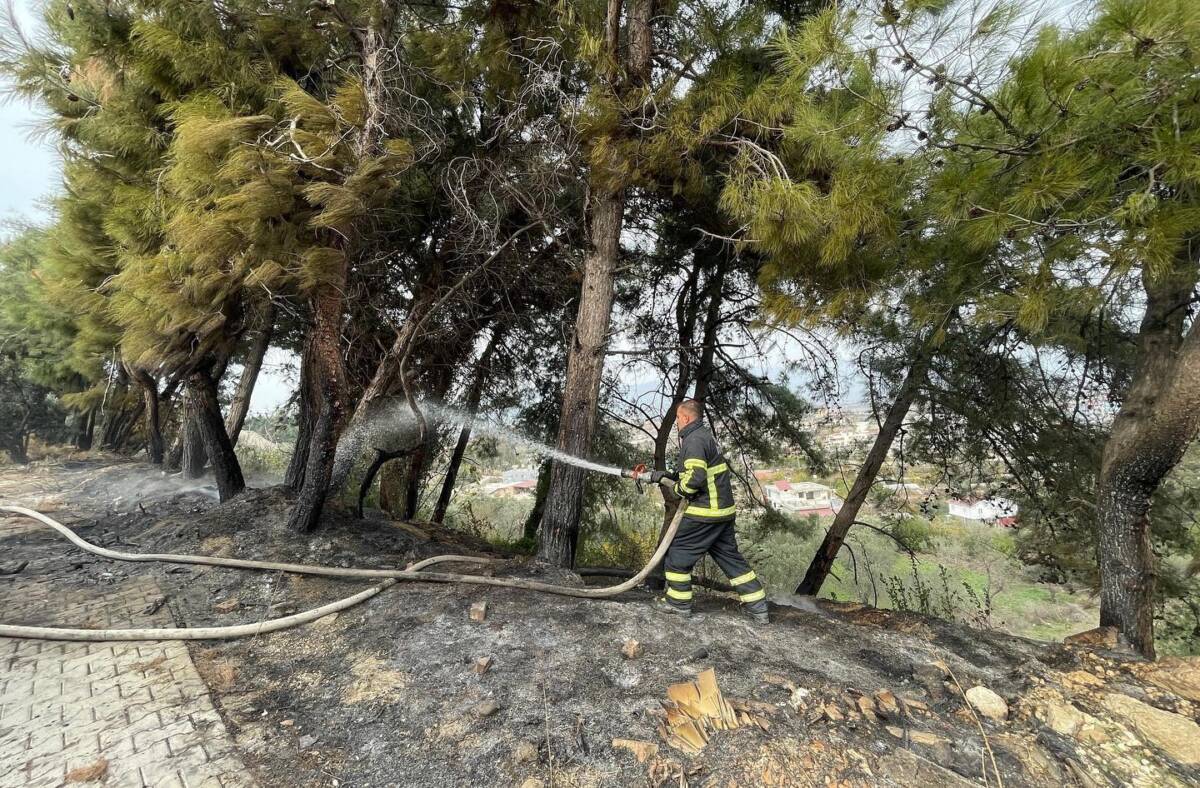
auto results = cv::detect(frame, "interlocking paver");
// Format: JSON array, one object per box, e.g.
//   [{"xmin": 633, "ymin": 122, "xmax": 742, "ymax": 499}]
[{"xmin": 0, "ymin": 575, "xmax": 256, "ymax": 787}]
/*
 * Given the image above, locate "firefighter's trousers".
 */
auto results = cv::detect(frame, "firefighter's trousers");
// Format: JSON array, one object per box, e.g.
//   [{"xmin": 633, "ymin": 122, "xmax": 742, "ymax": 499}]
[{"xmin": 663, "ymin": 517, "xmax": 767, "ymax": 613}]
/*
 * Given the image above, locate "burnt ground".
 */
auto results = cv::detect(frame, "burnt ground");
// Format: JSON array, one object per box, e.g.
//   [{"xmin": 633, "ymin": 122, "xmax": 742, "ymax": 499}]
[{"xmin": 3, "ymin": 460, "xmax": 1200, "ymax": 787}]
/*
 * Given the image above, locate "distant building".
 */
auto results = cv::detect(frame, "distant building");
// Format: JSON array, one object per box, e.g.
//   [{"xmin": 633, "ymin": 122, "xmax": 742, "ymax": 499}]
[
  {"xmin": 948, "ymin": 497, "xmax": 1019, "ymax": 527},
  {"xmin": 764, "ymin": 481, "xmax": 842, "ymax": 516},
  {"xmin": 488, "ymin": 478, "xmax": 537, "ymax": 498},
  {"xmin": 501, "ymin": 467, "xmax": 538, "ymax": 483}
]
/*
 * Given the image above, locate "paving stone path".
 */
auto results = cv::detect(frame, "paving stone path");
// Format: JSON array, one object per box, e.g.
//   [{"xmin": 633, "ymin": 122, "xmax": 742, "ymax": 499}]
[{"xmin": 1, "ymin": 534, "xmax": 255, "ymax": 787}]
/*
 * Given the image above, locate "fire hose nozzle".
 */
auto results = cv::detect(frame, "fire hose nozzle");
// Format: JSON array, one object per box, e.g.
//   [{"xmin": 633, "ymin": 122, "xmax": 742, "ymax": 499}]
[{"xmin": 622, "ymin": 463, "xmax": 648, "ymax": 480}]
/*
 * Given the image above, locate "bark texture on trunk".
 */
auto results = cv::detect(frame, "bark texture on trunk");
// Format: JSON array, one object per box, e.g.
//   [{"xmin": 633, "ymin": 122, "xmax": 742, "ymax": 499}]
[
  {"xmin": 225, "ymin": 304, "xmax": 276, "ymax": 447},
  {"xmin": 285, "ymin": 347, "xmax": 315, "ymax": 491},
  {"xmin": 1096, "ymin": 264, "xmax": 1200, "ymax": 658},
  {"xmin": 522, "ymin": 460, "xmax": 552, "ymax": 542},
  {"xmin": 180, "ymin": 388, "xmax": 208, "ymax": 479},
  {"xmin": 188, "ymin": 367, "xmax": 245, "ymax": 502},
  {"xmin": 795, "ymin": 328, "xmax": 943, "ymax": 596},
  {"xmin": 287, "ymin": 286, "xmax": 349, "ymax": 531},
  {"xmin": 130, "ymin": 368, "xmax": 165, "ymax": 465},
  {"xmin": 537, "ymin": 0, "xmax": 655, "ymax": 566},
  {"xmin": 537, "ymin": 193, "xmax": 625, "ymax": 566},
  {"xmin": 286, "ymin": 21, "xmax": 388, "ymax": 532}
]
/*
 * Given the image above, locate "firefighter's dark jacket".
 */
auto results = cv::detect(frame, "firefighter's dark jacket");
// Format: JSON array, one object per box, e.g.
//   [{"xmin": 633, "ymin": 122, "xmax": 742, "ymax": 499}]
[{"xmin": 672, "ymin": 419, "xmax": 736, "ymax": 522}]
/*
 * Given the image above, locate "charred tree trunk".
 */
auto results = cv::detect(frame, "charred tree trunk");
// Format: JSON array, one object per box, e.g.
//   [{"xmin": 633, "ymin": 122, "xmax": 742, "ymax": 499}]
[
  {"xmin": 795, "ymin": 324, "xmax": 946, "ymax": 596},
  {"xmin": 225, "ymin": 304, "xmax": 276, "ymax": 447},
  {"xmin": 73, "ymin": 408, "xmax": 96, "ymax": 451},
  {"xmin": 129, "ymin": 368, "xmax": 165, "ymax": 465},
  {"xmin": 188, "ymin": 366, "xmax": 245, "ymax": 502},
  {"xmin": 286, "ymin": 294, "xmax": 349, "ymax": 531},
  {"xmin": 537, "ymin": 0, "xmax": 654, "ymax": 566},
  {"xmin": 1096, "ymin": 263, "xmax": 1200, "ymax": 658},
  {"xmin": 179, "ymin": 388, "xmax": 208, "ymax": 479},
  {"xmin": 522, "ymin": 460, "xmax": 552, "ymax": 542},
  {"xmin": 286, "ymin": 348, "xmax": 316, "ymax": 491},
  {"xmin": 432, "ymin": 329, "xmax": 504, "ymax": 524},
  {"xmin": 286, "ymin": 20, "xmax": 388, "ymax": 532}
]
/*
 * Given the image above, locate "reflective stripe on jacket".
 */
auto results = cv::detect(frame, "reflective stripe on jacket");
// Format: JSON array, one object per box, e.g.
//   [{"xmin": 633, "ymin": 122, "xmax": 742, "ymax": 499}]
[{"xmin": 672, "ymin": 419, "xmax": 735, "ymax": 521}]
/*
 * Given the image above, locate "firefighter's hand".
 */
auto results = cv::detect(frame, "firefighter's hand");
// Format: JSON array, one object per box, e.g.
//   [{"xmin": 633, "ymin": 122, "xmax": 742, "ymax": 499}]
[{"xmin": 649, "ymin": 469, "xmax": 677, "ymax": 484}]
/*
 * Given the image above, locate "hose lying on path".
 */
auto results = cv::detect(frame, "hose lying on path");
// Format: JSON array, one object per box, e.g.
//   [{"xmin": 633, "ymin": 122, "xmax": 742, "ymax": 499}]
[{"xmin": 0, "ymin": 496, "xmax": 685, "ymax": 642}]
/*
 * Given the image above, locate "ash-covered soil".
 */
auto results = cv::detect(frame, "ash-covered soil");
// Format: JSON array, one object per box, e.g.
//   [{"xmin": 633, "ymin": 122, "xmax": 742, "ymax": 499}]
[{"xmin": 3, "ymin": 460, "xmax": 1200, "ymax": 787}]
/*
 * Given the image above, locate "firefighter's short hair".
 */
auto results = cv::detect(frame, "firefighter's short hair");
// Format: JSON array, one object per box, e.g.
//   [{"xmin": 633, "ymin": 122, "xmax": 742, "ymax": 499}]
[{"xmin": 677, "ymin": 399, "xmax": 702, "ymax": 420}]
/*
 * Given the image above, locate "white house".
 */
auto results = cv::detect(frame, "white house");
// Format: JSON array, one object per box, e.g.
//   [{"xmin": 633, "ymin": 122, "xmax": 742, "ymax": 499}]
[
  {"xmin": 948, "ymin": 497, "xmax": 1019, "ymax": 526},
  {"xmin": 764, "ymin": 481, "xmax": 842, "ymax": 516}
]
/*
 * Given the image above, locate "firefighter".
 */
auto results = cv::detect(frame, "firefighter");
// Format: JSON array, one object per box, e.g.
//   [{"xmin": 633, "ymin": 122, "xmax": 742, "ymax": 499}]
[{"xmin": 649, "ymin": 399, "xmax": 769, "ymax": 624}]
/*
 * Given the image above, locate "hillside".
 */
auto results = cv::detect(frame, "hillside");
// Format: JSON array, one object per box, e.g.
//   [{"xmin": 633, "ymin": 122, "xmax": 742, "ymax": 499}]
[{"xmin": 2, "ymin": 461, "xmax": 1199, "ymax": 787}]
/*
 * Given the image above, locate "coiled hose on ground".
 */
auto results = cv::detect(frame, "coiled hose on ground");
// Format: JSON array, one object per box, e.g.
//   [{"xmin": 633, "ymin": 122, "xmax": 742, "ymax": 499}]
[{"xmin": 0, "ymin": 493, "xmax": 684, "ymax": 642}]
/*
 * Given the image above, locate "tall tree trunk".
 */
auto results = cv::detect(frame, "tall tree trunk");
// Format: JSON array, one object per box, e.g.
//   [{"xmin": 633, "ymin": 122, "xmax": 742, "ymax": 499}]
[
  {"xmin": 225, "ymin": 304, "xmax": 276, "ymax": 447},
  {"xmin": 1096, "ymin": 263, "xmax": 1200, "ymax": 658},
  {"xmin": 286, "ymin": 21, "xmax": 387, "ymax": 532},
  {"xmin": 73, "ymin": 408, "xmax": 96, "ymax": 451},
  {"xmin": 432, "ymin": 329, "xmax": 505, "ymax": 524},
  {"xmin": 179, "ymin": 388, "xmax": 207, "ymax": 479},
  {"xmin": 188, "ymin": 366, "xmax": 246, "ymax": 502},
  {"xmin": 523, "ymin": 460, "xmax": 552, "ymax": 542},
  {"xmin": 286, "ymin": 349, "xmax": 316, "ymax": 491},
  {"xmin": 537, "ymin": 0, "xmax": 654, "ymax": 567},
  {"xmin": 129, "ymin": 368, "xmax": 164, "ymax": 465},
  {"xmin": 537, "ymin": 194, "xmax": 624, "ymax": 566},
  {"xmin": 100, "ymin": 396, "xmax": 140, "ymax": 451},
  {"xmin": 287, "ymin": 294, "xmax": 349, "ymax": 531},
  {"xmin": 795, "ymin": 324, "xmax": 946, "ymax": 595}
]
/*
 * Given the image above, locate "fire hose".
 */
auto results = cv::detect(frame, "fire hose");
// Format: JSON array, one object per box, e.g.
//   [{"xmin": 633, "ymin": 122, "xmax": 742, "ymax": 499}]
[{"xmin": 0, "ymin": 470, "xmax": 682, "ymax": 642}]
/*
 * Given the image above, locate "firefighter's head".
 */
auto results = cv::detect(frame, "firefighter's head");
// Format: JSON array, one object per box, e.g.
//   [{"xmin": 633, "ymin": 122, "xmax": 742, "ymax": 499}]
[{"xmin": 675, "ymin": 399, "xmax": 702, "ymax": 430}]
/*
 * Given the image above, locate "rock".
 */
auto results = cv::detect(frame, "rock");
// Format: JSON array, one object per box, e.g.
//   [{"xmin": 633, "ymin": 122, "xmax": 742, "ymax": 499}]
[
  {"xmin": 1064, "ymin": 626, "xmax": 1118, "ymax": 650},
  {"xmin": 473, "ymin": 700, "xmax": 501, "ymax": 718},
  {"xmin": 1036, "ymin": 700, "xmax": 1088, "ymax": 736},
  {"xmin": 621, "ymin": 639, "xmax": 644, "ymax": 659},
  {"xmin": 788, "ymin": 686, "xmax": 810, "ymax": 711},
  {"xmin": 469, "ymin": 601, "xmax": 488, "ymax": 622},
  {"xmin": 688, "ymin": 647, "xmax": 709, "ymax": 661},
  {"xmin": 212, "ymin": 598, "xmax": 240, "ymax": 613},
  {"xmin": 298, "ymin": 734, "xmax": 319, "ymax": 750},
  {"xmin": 472, "ymin": 656, "xmax": 493, "ymax": 675},
  {"xmin": 900, "ymin": 696, "xmax": 929, "ymax": 716},
  {"xmin": 964, "ymin": 686, "xmax": 1008, "ymax": 721},
  {"xmin": 856, "ymin": 695, "xmax": 877, "ymax": 720},
  {"xmin": 874, "ymin": 689, "xmax": 900, "ymax": 719},
  {"xmin": 1142, "ymin": 657, "xmax": 1200, "ymax": 703},
  {"xmin": 280, "ymin": 719, "xmax": 294, "ymax": 727},
  {"xmin": 1062, "ymin": 670, "xmax": 1104, "ymax": 688},
  {"xmin": 519, "ymin": 780, "xmax": 544, "ymax": 788},
  {"xmin": 912, "ymin": 663, "xmax": 948, "ymax": 702},
  {"xmin": 513, "ymin": 741, "xmax": 538, "ymax": 764},
  {"xmin": 1102, "ymin": 693, "xmax": 1200, "ymax": 765},
  {"xmin": 823, "ymin": 703, "xmax": 844, "ymax": 722}
]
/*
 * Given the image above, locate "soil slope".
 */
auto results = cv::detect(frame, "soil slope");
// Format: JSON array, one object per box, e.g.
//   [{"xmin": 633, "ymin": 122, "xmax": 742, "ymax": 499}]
[{"xmin": 2, "ymin": 460, "xmax": 1200, "ymax": 787}]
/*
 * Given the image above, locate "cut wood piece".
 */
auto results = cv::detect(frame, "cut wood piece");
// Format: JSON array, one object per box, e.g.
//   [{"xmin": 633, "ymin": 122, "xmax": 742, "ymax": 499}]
[
  {"xmin": 657, "ymin": 667, "xmax": 751, "ymax": 754},
  {"xmin": 612, "ymin": 738, "xmax": 659, "ymax": 763}
]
